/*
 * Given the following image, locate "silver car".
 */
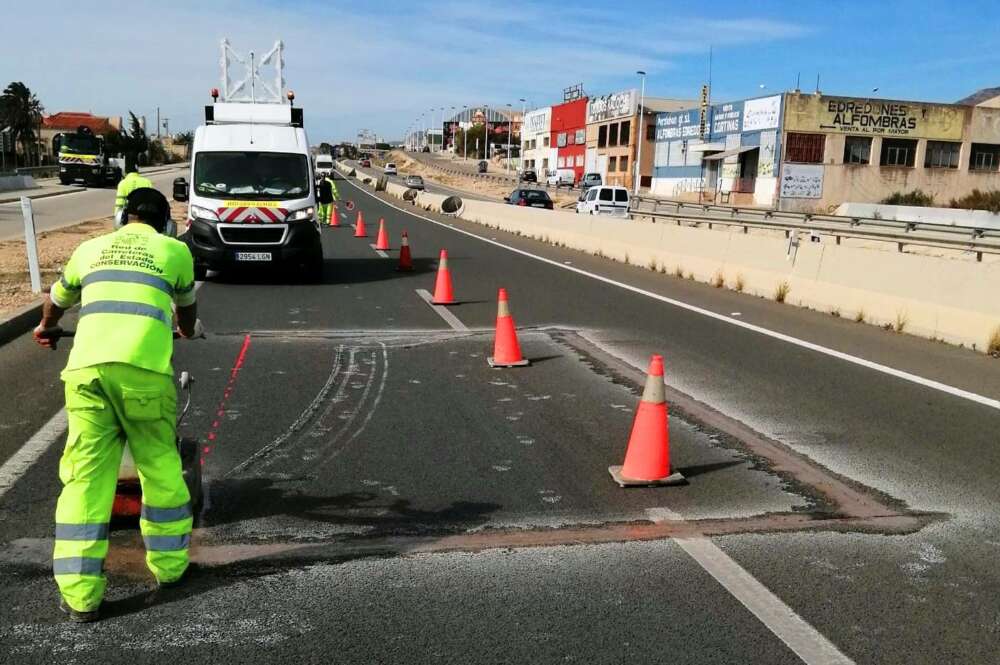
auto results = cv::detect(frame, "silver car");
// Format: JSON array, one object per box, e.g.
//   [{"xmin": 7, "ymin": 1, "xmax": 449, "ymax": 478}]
[{"xmin": 404, "ymin": 175, "xmax": 425, "ymax": 190}]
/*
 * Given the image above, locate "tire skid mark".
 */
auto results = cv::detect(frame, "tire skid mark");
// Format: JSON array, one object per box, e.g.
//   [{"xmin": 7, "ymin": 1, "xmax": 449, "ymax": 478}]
[{"xmin": 225, "ymin": 345, "xmax": 347, "ymax": 477}]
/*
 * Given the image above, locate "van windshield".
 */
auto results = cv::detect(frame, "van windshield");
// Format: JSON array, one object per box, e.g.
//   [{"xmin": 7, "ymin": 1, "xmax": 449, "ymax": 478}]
[{"xmin": 194, "ymin": 151, "xmax": 310, "ymax": 200}]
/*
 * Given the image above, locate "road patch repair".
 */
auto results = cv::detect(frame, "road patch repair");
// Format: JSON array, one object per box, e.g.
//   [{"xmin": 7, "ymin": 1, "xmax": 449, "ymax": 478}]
[{"xmin": 1, "ymin": 326, "xmax": 936, "ymax": 585}]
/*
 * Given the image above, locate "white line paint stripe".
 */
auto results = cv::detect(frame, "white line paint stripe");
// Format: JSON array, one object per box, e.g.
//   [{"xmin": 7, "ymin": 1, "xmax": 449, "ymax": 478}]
[
  {"xmin": 646, "ymin": 508, "xmax": 854, "ymax": 665},
  {"xmin": 416, "ymin": 289, "xmax": 469, "ymax": 331},
  {"xmin": 345, "ymin": 179, "xmax": 1000, "ymax": 411},
  {"xmin": 0, "ymin": 410, "xmax": 67, "ymax": 501},
  {"xmin": 369, "ymin": 243, "xmax": 389, "ymax": 259},
  {"xmin": 0, "ymin": 280, "xmax": 208, "ymax": 500}
]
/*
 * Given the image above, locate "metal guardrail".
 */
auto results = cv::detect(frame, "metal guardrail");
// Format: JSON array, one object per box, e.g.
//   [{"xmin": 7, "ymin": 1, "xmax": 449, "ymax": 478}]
[
  {"xmin": 15, "ymin": 165, "xmax": 60, "ymax": 178},
  {"xmin": 629, "ymin": 195, "xmax": 1000, "ymax": 261}
]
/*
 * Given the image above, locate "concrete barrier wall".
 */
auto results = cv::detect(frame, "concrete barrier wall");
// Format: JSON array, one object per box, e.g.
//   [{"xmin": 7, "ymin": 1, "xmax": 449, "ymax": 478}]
[
  {"xmin": 0, "ymin": 175, "xmax": 36, "ymax": 192},
  {"xmin": 368, "ymin": 167, "xmax": 1000, "ymax": 352},
  {"xmin": 836, "ymin": 202, "xmax": 1000, "ymax": 230},
  {"xmin": 458, "ymin": 199, "xmax": 1000, "ymax": 352}
]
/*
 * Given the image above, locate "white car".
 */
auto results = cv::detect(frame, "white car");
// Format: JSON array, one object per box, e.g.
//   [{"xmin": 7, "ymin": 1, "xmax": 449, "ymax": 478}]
[
  {"xmin": 384, "ymin": 163, "xmax": 398, "ymax": 175},
  {"xmin": 545, "ymin": 168, "xmax": 575, "ymax": 188},
  {"xmin": 576, "ymin": 185, "xmax": 630, "ymax": 218}
]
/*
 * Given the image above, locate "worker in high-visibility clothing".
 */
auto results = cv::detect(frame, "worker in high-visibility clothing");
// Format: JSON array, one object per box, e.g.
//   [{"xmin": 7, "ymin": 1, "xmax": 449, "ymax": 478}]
[
  {"xmin": 35, "ymin": 187, "xmax": 202, "ymax": 623},
  {"xmin": 114, "ymin": 165, "xmax": 152, "ymax": 217},
  {"xmin": 316, "ymin": 172, "xmax": 339, "ymax": 225}
]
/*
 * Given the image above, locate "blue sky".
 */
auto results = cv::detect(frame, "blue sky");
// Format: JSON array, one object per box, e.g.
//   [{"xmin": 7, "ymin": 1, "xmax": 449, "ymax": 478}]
[{"xmin": 5, "ymin": 0, "xmax": 1000, "ymax": 144}]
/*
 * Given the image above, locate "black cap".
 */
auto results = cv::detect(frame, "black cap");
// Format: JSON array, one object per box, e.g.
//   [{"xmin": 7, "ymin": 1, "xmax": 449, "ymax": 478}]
[{"xmin": 125, "ymin": 187, "xmax": 169, "ymax": 230}]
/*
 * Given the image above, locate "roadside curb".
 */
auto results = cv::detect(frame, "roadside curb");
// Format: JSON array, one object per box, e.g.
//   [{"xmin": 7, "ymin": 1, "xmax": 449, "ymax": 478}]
[
  {"xmin": 0, "ymin": 299, "xmax": 43, "ymax": 348},
  {"xmin": 0, "ymin": 188, "xmax": 87, "ymax": 205}
]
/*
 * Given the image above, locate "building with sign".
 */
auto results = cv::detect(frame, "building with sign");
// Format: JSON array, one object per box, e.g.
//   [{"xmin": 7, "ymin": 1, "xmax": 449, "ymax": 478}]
[
  {"xmin": 651, "ymin": 89, "xmax": 1000, "ymax": 211},
  {"xmin": 778, "ymin": 91, "xmax": 1000, "ymax": 211},
  {"xmin": 585, "ymin": 89, "xmax": 695, "ymax": 188},
  {"xmin": 521, "ymin": 107, "xmax": 553, "ymax": 174},
  {"xmin": 550, "ymin": 97, "xmax": 588, "ymax": 183},
  {"xmin": 652, "ymin": 94, "xmax": 783, "ymax": 206}
]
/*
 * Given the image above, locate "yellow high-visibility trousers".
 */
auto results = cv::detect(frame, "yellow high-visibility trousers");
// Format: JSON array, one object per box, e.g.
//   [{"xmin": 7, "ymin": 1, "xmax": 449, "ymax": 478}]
[{"xmin": 54, "ymin": 362, "xmax": 191, "ymax": 612}]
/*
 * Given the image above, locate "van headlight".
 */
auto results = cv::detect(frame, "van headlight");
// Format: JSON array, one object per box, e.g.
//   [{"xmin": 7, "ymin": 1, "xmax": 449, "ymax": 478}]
[
  {"xmin": 285, "ymin": 207, "xmax": 315, "ymax": 223},
  {"xmin": 190, "ymin": 205, "xmax": 220, "ymax": 223}
]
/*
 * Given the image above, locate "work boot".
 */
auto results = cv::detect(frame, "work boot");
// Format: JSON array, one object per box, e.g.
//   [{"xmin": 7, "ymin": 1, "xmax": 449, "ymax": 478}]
[
  {"xmin": 157, "ymin": 562, "xmax": 197, "ymax": 590},
  {"xmin": 59, "ymin": 599, "xmax": 100, "ymax": 623}
]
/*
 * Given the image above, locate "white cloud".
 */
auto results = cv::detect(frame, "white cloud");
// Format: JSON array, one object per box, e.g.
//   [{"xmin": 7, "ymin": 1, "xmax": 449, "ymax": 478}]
[{"xmin": 2, "ymin": 0, "xmax": 808, "ymax": 142}]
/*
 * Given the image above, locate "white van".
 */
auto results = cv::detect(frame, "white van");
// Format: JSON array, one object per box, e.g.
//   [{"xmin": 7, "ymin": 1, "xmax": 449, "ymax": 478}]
[
  {"xmin": 546, "ymin": 168, "xmax": 575, "ymax": 188},
  {"xmin": 315, "ymin": 153, "xmax": 334, "ymax": 176},
  {"xmin": 576, "ymin": 185, "xmax": 631, "ymax": 218},
  {"xmin": 176, "ymin": 101, "xmax": 323, "ymax": 280}
]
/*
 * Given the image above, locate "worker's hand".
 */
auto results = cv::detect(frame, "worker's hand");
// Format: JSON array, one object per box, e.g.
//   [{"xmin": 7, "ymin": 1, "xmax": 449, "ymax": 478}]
[
  {"xmin": 179, "ymin": 318, "xmax": 205, "ymax": 340},
  {"xmin": 33, "ymin": 324, "xmax": 63, "ymax": 350}
]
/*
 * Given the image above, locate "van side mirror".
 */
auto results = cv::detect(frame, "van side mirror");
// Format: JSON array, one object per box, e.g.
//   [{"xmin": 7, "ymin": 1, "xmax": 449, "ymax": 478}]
[{"xmin": 172, "ymin": 177, "xmax": 188, "ymax": 202}]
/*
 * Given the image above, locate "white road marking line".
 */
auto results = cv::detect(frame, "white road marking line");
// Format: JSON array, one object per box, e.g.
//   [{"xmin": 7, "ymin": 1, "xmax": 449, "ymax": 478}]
[
  {"xmin": 416, "ymin": 289, "xmax": 469, "ymax": 331},
  {"xmin": 0, "ymin": 410, "xmax": 67, "ymax": 501},
  {"xmin": 646, "ymin": 508, "xmax": 854, "ymax": 665},
  {"xmin": 369, "ymin": 243, "xmax": 389, "ymax": 258},
  {"xmin": 345, "ymin": 179, "xmax": 1000, "ymax": 411},
  {"xmin": 0, "ymin": 281, "xmax": 208, "ymax": 500}
]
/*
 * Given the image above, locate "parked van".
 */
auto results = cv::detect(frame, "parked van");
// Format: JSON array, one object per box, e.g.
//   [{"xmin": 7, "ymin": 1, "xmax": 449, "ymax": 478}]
[
  {"xmin": 576, "ymin": 185, "xmax": 630, "ymax": 218},
  {"xmin": 176, "ymin": 100, "xmax": 323, "ymax": 280},
  {"xmin": 546, "ymin": 168, "xmax": 575, "ymax": 188}
]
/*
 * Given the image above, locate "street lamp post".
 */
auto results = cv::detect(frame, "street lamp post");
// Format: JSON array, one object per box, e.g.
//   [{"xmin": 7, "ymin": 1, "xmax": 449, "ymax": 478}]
[
  {"xmin": 506, "ymin": 104, "xmax": 513, "ymax": 173},
  {"xmin": 518, "ymin": 97, "xmax": 526, "ymax": 176},
  {"xmin": 462, "ymin": 105, "xmax": 468, "ymax": 161},
  {"xmin": 483, "ymin": 105, "xmax": 489, "ymax": 160},
  {"xmin": 633, "ymin": 70, "xmax": 647, "ymax": 196}
]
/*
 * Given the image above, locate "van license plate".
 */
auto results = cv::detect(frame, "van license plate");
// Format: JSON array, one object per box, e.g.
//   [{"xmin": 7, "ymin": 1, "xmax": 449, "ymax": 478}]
[{"xmin": 236, "ymin": 252, "xmax": 272, "ymax": 262}]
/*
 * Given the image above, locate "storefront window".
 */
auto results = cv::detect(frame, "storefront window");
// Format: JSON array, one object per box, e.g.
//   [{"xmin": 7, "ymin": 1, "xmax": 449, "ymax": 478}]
[
  {"xmin": 786, "ymin": 133, "xmax": 825, "ymax": 163},
  {"xmin": 557, "ymin": 132, "xmax": 567, "ymax": 147},
  {"xmin": 619, "ymin": 121, "xmax": 630, "ymax": 145},
  {"xmin": 575, "ymin": 129, "xmax": 586, "ymax": 144},
  {"xmin": 608, "ymin": 156, "xmax": 617, "ymax": 171},
  {"xmin": 608, "ymin": 123, "xmax": 619, "ymax": 147},
  {"xmin": 619, "ymin": 156, "xmax": 629, "ymax": 172},
  {"xmin": 880, "ymin": 139, "xmax": 917, "ymax": 167},
  {"xmin": 598, "ymin": 125, "xmax": 607, "ymax": 148},
  {"xmin": 925, "ymin": 141, "xmax": 961, "ymax": 169},
  {"xmin": 843, "ymin": 136, "xmax": 871, "ymax": 165}
]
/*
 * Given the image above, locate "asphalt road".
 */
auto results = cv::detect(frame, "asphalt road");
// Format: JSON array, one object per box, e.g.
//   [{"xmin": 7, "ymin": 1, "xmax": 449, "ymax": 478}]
[
  {"xmin": 1, "ymin": 172, "xmax": 1000, "ymax": 663},
  {"xmin": 0, "ymin": 166, "xmax": 188, "ymax": 240}
]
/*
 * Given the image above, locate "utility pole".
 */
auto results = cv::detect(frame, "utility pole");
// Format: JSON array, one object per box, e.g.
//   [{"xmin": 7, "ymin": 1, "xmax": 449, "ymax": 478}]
[{"xmin": 156, "ymin": 107, "xmax": 160, "ymax": 139}]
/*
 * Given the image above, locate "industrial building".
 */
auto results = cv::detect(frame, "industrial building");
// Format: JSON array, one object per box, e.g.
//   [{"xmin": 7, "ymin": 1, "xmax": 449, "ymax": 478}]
[
  {"xmin": 550, "ymin": 95, "xmax": 589, "ymax": 183},
  {"xmin": 651, "ymin": 88, "xmax": 1000, "ymax": 211},
  {"xmin": 585, "ymin": 88, "xmax": 694, "ymax": 188},
  {"xmin": 521, "ymin": 106, "xmax": 553, "ymax": 173}
]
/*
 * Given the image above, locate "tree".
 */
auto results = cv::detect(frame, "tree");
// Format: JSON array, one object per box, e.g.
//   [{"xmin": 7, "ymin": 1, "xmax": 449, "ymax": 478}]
[
  {"xmin": 173, "ymin": 130, "xmax": 193, "ymax": 145},
  {"xmin": 318, "ymin": 141, "xmax": 334, "ymax": 154},
  {"xmin": 454, "ymin": 125, "xmax": 488, "ymax": 159},
  {"xmin": 0, "ymin": 81, "xmax": 44, "ymax": 166},
  {"xmin": 102, "ymin": 112, "xmax": 149, "ymax": 170}
]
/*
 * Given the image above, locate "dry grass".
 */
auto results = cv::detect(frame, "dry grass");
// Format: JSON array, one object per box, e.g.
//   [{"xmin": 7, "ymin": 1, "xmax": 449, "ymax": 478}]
[
  {"xmin": 830, "ymin": 308, "xmax": 841, "ymax": 318},
  {"xmin": 647, "ymin": 258, "xmax": 658, "ymax": 271},
  {"xmin": 774, "ymin": 280, "xmax": 791, "ymax": 303},
  {"xmin": 854, "ymin": 309, "xmax": 866, "ymax": 323},
  {"xmin": 711, "ymin": 270, "xmax": 725, "ymax": 288},
  {"xmin": 988, "ymin": 326, "xmax": 1000, "ymax": 358},
  {"xmin": 732, "ymin": 273, "xmax": 745, "ymax": 293},
  {"xmin": 894, "ymin": 310, "xmax": 908, "ymax": 333},
  {"xmin": 674, "ymin": 265, "xmax": 684, "ymax": 278}
]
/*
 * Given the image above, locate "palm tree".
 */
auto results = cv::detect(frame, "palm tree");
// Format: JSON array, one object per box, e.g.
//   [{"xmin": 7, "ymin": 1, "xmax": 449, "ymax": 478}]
[{"xmin": 0, "ymin": 82, "xmax": 44, "ymax": 166}]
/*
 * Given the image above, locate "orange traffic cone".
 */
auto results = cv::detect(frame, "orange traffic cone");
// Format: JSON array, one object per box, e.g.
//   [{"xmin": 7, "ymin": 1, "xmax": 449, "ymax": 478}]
[
  {"xmin": 328, "ymin": 203, "xmax": 340, "ymax": 227},
  {"xmin": 375, "ymin": 218, "xmax": 390, "ymax": 250},
  {"xmin": 609, "ymin": 355, "xmax": 685, "ymax": 487},
  {"xmin": 488, "ymin": 288, "xmax": 529, "ymax": 367},
  {"xmin": 397, "ymin": 231, "xmax": 413, "ymax": 271},
  {"xmin": 431, "ymin": 249, "xmax": 456, "ymax": 304},
  {"xmin": 354, "ymin": 210, "xmax": 367, "ymax": 237}
]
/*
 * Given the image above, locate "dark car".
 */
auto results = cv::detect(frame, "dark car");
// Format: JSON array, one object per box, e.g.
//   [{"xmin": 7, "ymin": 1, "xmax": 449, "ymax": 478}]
[
  {"xmin": 504, "ymin": 188, "xmax": 554, "ymax": 210},
  {"xmin": 422, "ymin": 146, "xmax": 430, "ymax": 153},
  {"xmin": 359, "ymin": 158, "xmax": 372, "ymax": 167},
  {"xmin": 477, "ymin": 160, "xmax": 489, "ymax": 174},
  {"xmin": 580, "ymin": 172, "xmax": 602, "ymax": 190},
  {"xmin": 520, "ymin": 168, "xmax": 537, "ymax": 183}
]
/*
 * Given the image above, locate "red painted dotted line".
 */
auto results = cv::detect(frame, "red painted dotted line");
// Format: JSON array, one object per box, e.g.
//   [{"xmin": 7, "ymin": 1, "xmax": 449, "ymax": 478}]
[{"xmin": 200, "ymin": 333, "xmax": 252, "ymax": 465}]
